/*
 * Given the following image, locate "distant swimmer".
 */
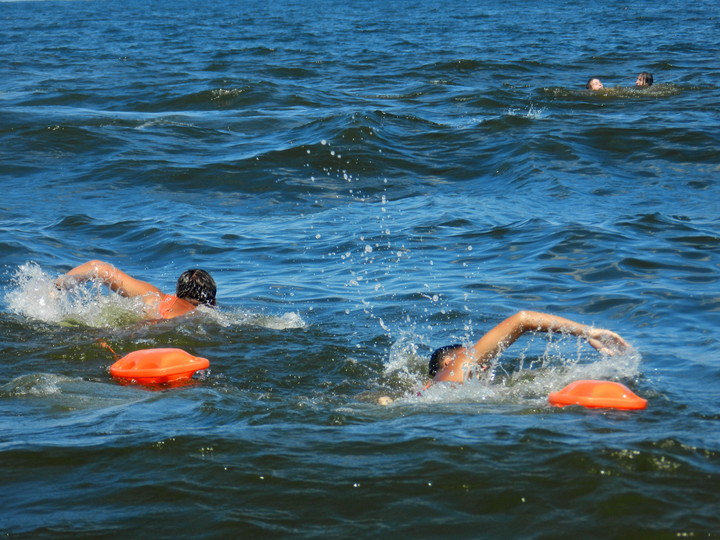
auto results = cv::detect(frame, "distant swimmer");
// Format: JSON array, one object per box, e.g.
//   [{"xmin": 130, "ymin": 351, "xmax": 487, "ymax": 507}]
[
  {"xmin": 427, "ymin": 311, "xmax": 628, "ymax": 384},
  {"xmin": 635, "ymin": 71, "xmax": 653, "ymax": 87},
  {"xmin": 55, "ymin": 259, "xmax": 216, "ymax": 320},
  {"xmin": 586, "ymin": 78, "xmax": 604, "ymax": 91}
]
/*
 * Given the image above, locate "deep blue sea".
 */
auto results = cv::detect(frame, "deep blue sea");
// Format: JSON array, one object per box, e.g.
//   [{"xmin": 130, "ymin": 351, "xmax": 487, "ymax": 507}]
[{"xmin": 1, "ymin": 0, "xmax": 719, "ymax": 537}]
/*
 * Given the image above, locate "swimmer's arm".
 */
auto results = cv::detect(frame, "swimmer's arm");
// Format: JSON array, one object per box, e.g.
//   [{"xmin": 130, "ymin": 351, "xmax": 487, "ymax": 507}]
[
  {"xmin": 517, "ymin": 311, "xmax": 629, "ymax": 354},
  {"xmin": 467, "ymin": 310, "xmax": 628, "ymax": 363},
  {"xmin": 57, "ymin": 260, "xmax": 163, "ymax": 299},
  {"xmin": 434, "ymin": 311, "xmax": 628, "ymax": 383}
]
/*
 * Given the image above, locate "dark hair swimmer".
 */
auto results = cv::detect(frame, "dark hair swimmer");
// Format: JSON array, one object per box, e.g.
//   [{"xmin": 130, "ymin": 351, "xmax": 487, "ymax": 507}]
[
  {"xmin": 427, "ymin": 311, "xmax": 628, "ymax": 384},
  {"xmin": 636, "ymin": 72, "xmax": 653, "ymax": 87},
  {"xmin": 377, "ymin": 310, "xmax": 628, "ymax": 405},
  {"xmin": 56, "ymin": 260, "xmax": 216, "ymax": 319}
]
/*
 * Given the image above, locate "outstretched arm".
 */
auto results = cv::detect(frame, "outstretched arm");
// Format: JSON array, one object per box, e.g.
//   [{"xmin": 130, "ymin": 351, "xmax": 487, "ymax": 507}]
[
  {"xmin": 435, "ymin": 310, "xmax": 628, "ymax": 382},
  {"xmin": 56, "ymin": 260, "xmax": 162, "ymax": 299},
  {"xmin": 469, "ymin": 310, "xmax": 628, "ymax": 362}
]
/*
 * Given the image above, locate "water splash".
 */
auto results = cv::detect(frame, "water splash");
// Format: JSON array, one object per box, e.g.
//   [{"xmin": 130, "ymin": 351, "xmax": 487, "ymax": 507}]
[
  {"xmin": 229, "ymin": 309, "xmax": 307, "ymax": 330},
  {"xmin": 506, "ymin": 104, "xmax": 547, "ymax": 119},
  {"xmin": 382, "ymin": 331, "xmax": 642, "ymax": 406},
  {"xmin": 0, "ymin": 373, "xmax": 63, "ymax": 397},
  {"xmin": 5, "ymin": 262, "xmax": 148, "ymax": 327},
  {"xmin": 5, "ymin": 263, "xmax": 308, "ymax": 332}
]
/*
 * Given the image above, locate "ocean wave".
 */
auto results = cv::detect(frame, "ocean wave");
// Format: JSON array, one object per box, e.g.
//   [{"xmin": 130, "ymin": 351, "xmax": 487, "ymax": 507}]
[
  {"xmin": 540, "ymin": 83, "xmax": 685, "ymax": 100},
  {"xmin": 0, "ymin": 372, "xmax": 65, "ymax": 397}
]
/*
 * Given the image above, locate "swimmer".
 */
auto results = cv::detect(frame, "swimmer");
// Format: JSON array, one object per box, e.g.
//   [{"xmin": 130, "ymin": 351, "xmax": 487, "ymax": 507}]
[
  {"xmin": 586, "ymin": 78, "xmax": 604, "ymax": 91},
  {"xmin": 428, "ymin": 310, "xmax": 628, "ymax": 384},
  {"xmin": 55, "ymin": 259, "xmax": 216, "ymax": 320},
  {"xmin": 635, "ymin": 71, "xmax": 653, "ymax": 87}
]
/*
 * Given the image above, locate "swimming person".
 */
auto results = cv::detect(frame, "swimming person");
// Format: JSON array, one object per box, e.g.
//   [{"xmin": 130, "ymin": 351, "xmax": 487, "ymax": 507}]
[
  {"xmin": 635, "ymin": 72, "xmax": 653, "ymax": 87},
  {"xmin": 428, "ymin": 310, "xmax": 628, "ymax": 383},
  {"xmin": 55, "ymin": 259, "xmax": 217, "ymax": 319},
  {"xmin": 586, "ymin": 78, "xmax": 604, "ymax": 91}
]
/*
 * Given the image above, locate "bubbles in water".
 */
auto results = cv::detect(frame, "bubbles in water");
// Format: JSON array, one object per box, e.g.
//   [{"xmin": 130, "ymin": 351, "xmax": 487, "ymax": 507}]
[
  {"xmin": 382, "ymin": 329, "xmax": 642, "ymax": 407},
  {"xmin": 6, "ymin": 263, "xmax": 305, "ymax": 332},
  {"xmin": 5, "ymin": 262, "xmax": 145, "ymax": 327},
  {"xmin": 5, "ymin": 262, "xmax": 62, "ymax": 322}
]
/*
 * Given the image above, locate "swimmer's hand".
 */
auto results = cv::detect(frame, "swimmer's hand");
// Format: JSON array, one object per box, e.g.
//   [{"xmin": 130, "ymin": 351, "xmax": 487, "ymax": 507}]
[
  {"xmin": 55, "ymin": 274, "xmax": 81, "ymax": 290},
  {"xmin": 587, "ymin": 328, "xmax": 629, "ymax": 355}
]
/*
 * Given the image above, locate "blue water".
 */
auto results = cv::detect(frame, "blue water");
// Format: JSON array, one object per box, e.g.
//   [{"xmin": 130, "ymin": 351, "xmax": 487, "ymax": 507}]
[{"xmin": 1, "ymin": 0, "xmax": 719, "ymax": 537}]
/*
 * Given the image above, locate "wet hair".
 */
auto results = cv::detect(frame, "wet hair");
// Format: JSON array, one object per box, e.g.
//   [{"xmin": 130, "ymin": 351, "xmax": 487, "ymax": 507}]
[
  {"xmin": 637, "ymin": 72, "xmax": 653, "ymax": 86},
  {"xmin": 176, "ymin": 269, "xmax": 217, "ymax": 307},
  {"xmin": 428, "ymin": 344, "xmax": 463, "ymax": 377}
]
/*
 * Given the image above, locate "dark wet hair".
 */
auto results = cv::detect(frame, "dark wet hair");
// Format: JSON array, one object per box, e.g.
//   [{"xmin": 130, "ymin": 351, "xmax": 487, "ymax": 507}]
[
  {"xmin": 428, "ymin": 344, "xmax": 463, "ymax": 377},
  {"xmin": 637, "ymin": 71, "xmax": 653, "ymax": 86},
  {"xmin": 176, "ymin": 269, "xmax": 217, "ymax": 307},
  {"xmin": 586, "ymin": 78, "xmax": 600, "ymax": 89}
]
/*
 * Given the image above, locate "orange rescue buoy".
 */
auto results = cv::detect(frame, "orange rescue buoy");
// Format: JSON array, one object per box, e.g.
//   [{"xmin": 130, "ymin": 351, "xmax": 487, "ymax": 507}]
[
  {"xmin": 109, "ymin": 348, "xmax": 210, "ymax": 386},
  {"xmin": 548, "ymin": 380, "xmax": 647, "ymax": 410}
]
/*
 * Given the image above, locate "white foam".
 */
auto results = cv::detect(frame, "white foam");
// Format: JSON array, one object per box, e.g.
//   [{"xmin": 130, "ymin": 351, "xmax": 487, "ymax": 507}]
[
  {"xmin": 0, "ymin": 373, "xmax": 64, "ymax": 397},
  {"xmin": 225, "ymin": 308, "xmax": 307, "ymax": 330},
  {"xmin": 5, "ymin": 263, "xmax": 308, "ymax": 331},
  {"xmin": 4, "ymin": 262, "xmax": 145, "ymax": 327},
  {"xmin": 383, "ymin": 331, "xmax": 642, "ymax": 406}
]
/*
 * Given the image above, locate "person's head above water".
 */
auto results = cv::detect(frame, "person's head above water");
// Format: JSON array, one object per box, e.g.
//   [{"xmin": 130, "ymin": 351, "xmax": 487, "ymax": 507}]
[
  {"xmin": 425, "ymin": 311, "xmax": 630, "ymax": 384},
  {"xmin": 56, "ymin": 259, "xmax": 218, "ymax": 320},
  {"xmin": 176, "ymin": 269, "xmax": 216, "ymax": 307},
  {"xmin": 586, "ymin": 78, "xmax": 604, "ymax": 91},
  {"xmin": 428, "ymin": 344, "xmax": 463, "ymax": 377},
  {"xmin": 635, "ymin": 72, "xmax": 653, "ymax": 87}
]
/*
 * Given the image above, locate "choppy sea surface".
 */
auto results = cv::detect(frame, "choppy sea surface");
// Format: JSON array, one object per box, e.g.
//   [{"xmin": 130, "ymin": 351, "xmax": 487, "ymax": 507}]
[{"xmin": 1, "ymin": 0, "xmax": 719, "ymax": 537}]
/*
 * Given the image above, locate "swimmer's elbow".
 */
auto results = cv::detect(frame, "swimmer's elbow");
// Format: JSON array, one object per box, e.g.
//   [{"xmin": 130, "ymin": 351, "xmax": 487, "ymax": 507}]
[
  {"xmin": 87, "ymin": 260, "xmax": 117, "ymax": 282},
  {"xmin": 512, "ymin": 310, "xmax": 550, "ymax": 333},
  {"xmin": 513, "ymin": 310, "xmax": 535, "ymax": 328},
  {"xmin": 87, "ymin": 259, "xmax": 110, "ymax": 270}
]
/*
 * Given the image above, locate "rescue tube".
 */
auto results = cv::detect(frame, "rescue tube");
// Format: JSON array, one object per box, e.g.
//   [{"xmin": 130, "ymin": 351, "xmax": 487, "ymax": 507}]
[
  {"xmin": 109, "ymin": 348, "xmax": 210, "ymax": 386},
  {"xmin": 548, "ymin": 380, "xmax": 647, "ymax": 410}
]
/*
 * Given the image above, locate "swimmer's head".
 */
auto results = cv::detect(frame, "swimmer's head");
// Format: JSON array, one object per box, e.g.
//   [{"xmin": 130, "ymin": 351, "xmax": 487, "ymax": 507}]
[
  {"xmin": 428, "ymin": 344, "xmax": 463, "ymax": 377},
  {"xmin": 177, "ymin": 269, "xmax": 217, "ymax": 307},
  {"xmin": 636, "ymin": 71, "xmax": 653, "ymax": 87},
  {"xmin": 586, "ymin": 78, "xmax": 603, "ymax": 91}
]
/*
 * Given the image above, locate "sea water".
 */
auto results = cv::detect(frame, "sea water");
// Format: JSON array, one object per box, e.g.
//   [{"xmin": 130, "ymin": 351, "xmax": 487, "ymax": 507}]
[{"xmin": 1, "ymin": 0, "xmax": 719, "ymax": 536}]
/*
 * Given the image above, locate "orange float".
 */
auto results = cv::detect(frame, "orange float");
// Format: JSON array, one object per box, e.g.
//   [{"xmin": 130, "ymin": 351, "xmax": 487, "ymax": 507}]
[
  {"xmin": 109, "ymin": 348, "xmax": 210, "ymax": 386},
  {"xmin": 548, "ymin": 380, "xmax": 647, "ymax": 410}
]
